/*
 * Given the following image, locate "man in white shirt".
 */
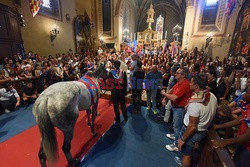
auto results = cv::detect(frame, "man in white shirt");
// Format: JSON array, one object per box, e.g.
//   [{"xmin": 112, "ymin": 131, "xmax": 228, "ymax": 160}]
[
  {"xmin": 176, "ymin": 74, "xmax": 218, "ymax": 167},
  {"xmin": 129, "ymin": 54, "xmax": 137, "ymax": 76},
  {"xmin": 0, "ymin": 83, "xmax": 20, "ymax": 113}
]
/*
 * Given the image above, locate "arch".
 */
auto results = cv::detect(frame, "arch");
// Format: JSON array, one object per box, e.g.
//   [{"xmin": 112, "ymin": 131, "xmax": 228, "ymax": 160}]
[{"xmin": 115, "ymin": 0, "xmax": 125, "ymax": 16}]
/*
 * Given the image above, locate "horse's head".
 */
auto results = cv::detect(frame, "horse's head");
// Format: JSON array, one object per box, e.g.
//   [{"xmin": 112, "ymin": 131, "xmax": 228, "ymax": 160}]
[{"xmin": 91, "ymin": 64, "xmax": 108, "ymax": 80}]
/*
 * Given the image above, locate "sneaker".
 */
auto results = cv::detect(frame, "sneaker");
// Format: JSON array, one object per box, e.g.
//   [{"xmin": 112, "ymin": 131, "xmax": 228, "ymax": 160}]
[
  {"xmin": 166, "ymin": 133, "xmax": 175, "ymax": 140},
  {"xmin": 152, "ymin": 109, "xmax": 158, "ymax": 115},
  {"xmin": 146, "ymin": 106, "xmax": 151, "ymax": 111},
  {"xmin": 163, "ymin": 118, "xmax": 169, "ymax": 122},
  {"xmin": 165, "ymin": 143, "xmax": 179, "ymax": 152},
  {"xmin": 174, "ymin": 156, "xmax": 182, "ymax": 166},
  {"xmin": 4, "ymin": 109, "xmax": 11, "ymax": 113}
]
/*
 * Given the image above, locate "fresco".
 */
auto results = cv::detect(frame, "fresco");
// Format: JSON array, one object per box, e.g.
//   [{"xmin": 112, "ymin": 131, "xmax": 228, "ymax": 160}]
[
  {"xmin": 230, "ymin": 1, "xmax": 250, "ymax": 57},
  {"xmin": 74, "ymin": 13, "xmax": 94, "ymax": 53}
]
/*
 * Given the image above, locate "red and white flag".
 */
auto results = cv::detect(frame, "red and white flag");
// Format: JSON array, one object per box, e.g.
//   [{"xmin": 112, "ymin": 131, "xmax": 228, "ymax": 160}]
[{"xmin": 29, "ymin": 0, "xmax": 42, "ymax": 17}]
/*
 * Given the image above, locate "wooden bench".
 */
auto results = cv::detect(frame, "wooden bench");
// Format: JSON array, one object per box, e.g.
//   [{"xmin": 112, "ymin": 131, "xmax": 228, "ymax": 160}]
[{"xmin": 198, "ymin": 127, "xmax": 236, "ymax": 167}]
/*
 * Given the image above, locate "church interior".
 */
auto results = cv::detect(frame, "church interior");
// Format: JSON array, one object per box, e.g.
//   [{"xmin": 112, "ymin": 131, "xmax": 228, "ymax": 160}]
[{"xmin": 0, "ymin": 0, "xmax": 249, "ymax": 167}]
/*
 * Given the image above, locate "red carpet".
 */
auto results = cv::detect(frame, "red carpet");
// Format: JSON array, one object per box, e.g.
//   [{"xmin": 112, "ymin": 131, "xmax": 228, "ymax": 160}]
[{"xmin": 0, "ymin": 99, "xmax": 115, "ymax": 167}]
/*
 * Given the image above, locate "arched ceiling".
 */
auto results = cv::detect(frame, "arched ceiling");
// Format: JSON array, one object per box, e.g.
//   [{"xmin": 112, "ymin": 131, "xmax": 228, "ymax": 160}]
[
  {"xmin": 135, "ymin": 0, "xmax": 186, "ymax": 13},
  {"xmin": 117, "ymin": 0, "xmax": 187, "ymax": 41}
]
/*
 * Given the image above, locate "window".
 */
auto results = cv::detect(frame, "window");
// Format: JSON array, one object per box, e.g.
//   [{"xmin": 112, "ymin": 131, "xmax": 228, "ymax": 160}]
[
  {"xmin": 42, "ymin": 0, "xmax": 51, "ymax": 9},
  {"xmin": 201, "ymin": 0, "xmax": 219, "ymax": 25},
  {"xmin": 206, "ymin": 0, "xmax": 218, "ymax": 6},
  {"xmin": 39, "ymin": 0, "xmax": 61, "ymax": 20},
  {"xmin": 102, "ymin": 0, "xmax": 111, "ymax": 32}
]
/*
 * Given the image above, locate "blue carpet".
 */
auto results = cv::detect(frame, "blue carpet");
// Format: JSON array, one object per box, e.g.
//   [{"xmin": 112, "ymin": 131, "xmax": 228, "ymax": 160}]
[
  {"xmin": 80, "ymin": 105, "xmax": 180, "ymax": 167},
  {"xmin": 0, "ymin": 105, "xmax": 35, "ymax": 143}
]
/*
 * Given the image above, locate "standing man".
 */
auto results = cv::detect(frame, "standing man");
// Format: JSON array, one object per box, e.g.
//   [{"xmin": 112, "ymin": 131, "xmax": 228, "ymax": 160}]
[
  {"xmin": 161, "ymin": 67, "xmax": 191, "ymax": 150},
  {"xmin": 108, "ymin": 60, "xmax": 128, "ymax": 123},
  {"xmin": 131, "ymin": 61, "xmax": 145, "ymax": 113},
  {"xmin": 129, "ymin": 54, "xmax": 138, "ymax": 89},
  {"xmin": 176, "ymin": 74, "xmax": 217, "ymax": 167},
  {"xmin": 146, "ymin": 65, "xmax": 162, "ymax": 114},
  {"xmin": 129, "ymin": 54, "xmax": 137, "ymax": 77}
]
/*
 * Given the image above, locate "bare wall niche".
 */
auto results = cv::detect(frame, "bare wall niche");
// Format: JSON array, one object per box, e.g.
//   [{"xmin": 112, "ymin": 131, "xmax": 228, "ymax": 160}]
[
  {"xmin": 229, "ymin": 0, "xmax": 250, "ymax": 57},
  {"xmin": 0, "ymin": 3, "xmax": 24, "ymax": 63}
]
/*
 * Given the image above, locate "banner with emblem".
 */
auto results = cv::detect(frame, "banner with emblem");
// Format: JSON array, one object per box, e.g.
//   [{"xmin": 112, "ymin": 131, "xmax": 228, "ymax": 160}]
[
  {"xmin": 29, "ymin": 0, "xmax": 42, "ymax": 17},
  {"xmin": 226, "ymin": 0, "xmax": 237, "ymax": 17}
]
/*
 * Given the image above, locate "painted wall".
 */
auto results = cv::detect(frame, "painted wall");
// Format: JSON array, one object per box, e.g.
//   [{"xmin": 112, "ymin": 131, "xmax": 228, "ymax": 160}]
[{"xmin": 0, "ymin": 0, "xmax": 92, "ymax": 57}]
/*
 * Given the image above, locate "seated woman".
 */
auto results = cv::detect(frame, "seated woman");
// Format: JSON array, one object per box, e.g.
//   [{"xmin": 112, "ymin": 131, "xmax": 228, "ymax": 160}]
[{"xmin": 0, "ymin": 83, "xmax": 20, "ymax": 113}]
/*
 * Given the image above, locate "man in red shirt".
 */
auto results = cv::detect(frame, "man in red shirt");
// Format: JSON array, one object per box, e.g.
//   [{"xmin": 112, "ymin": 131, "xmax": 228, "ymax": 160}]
[{"xmin": 161, "ymin": 67, "xmax": 191, "ymax": 151}]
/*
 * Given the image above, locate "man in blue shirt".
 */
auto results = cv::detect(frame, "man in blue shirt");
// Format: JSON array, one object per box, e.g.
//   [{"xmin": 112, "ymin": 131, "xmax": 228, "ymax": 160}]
[{"xmin": 145, "ymin": 65, "xmax": 162, "ymax": 114}]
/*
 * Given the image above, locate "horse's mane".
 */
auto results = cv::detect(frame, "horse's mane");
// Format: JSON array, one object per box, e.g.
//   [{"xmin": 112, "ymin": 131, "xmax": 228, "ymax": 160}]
[{"xmin": 89, "ymin": 65, "xmax": 106, "ymax": 78}]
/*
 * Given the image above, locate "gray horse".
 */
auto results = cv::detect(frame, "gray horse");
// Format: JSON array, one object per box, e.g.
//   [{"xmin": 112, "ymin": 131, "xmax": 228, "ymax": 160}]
[{"xmin": 32, "ymin": 65, "xmax": 108, "ymax": 167}]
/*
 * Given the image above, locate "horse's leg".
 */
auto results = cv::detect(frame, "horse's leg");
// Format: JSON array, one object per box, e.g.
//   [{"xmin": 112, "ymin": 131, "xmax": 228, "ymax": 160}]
[
  {"xmin": 38, "ymin": 140, "xmax": 47, "ymax": 167},
  {"xmin": 91, "ymin": 103, "xmax": 98, "ymax": 136},
  {"xmin": 86, "ymin": 108, "xmax": 91, "ymax": 127},
  {"xmin": 62, "ymin": 129, "xmax": 80, "ymax": 167}
]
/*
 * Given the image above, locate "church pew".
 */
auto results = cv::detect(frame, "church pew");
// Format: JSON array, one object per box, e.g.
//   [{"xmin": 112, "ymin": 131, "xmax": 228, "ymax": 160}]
[{"xmin": 198, "ymin": 127, "xmax": 236, "ymax": 167}]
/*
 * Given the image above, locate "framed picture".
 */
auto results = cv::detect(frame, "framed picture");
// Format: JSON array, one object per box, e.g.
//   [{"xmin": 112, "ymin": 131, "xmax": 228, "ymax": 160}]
[
  {"xmin": 38, "ymin": 0, "xmax": 62, "ymax": 21},
  {"xmin": 13, "ymin": 0, "xmax": 21, "ymax": 8}
]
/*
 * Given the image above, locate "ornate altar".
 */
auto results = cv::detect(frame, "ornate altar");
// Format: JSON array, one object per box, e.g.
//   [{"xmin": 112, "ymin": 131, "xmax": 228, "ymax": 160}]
[{"xmin": 136, "ymin": 3, "xmax": 166, "ymax": 47}]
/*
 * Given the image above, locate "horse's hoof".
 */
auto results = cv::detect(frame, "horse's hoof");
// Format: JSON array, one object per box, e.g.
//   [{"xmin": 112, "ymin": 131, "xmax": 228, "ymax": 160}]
[{"xmin": 69, "ymin": 158, "xmax": 80, "ymax": 167}]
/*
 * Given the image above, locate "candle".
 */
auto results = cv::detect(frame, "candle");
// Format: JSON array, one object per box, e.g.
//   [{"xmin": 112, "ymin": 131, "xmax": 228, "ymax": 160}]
[{"xmin": 165, "ymin": 30, "xmax": 167, "ymax": 40}]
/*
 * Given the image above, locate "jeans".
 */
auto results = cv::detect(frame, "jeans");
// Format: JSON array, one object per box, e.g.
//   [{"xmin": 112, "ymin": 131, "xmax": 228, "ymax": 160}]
[
  {"xmin": 146, "ymin": 89, "xmax": 157, "ymax": 110},
  {"xmin": 164, "ymin": 100, "xmax": 172, "ymax": 122},
  {"xmin": 172, "ymin": 107, "xmax": 186, "ymax": 145},
  {"xmin": 178, "ymin": 126, "xmax": 207, "ymax": 155}
]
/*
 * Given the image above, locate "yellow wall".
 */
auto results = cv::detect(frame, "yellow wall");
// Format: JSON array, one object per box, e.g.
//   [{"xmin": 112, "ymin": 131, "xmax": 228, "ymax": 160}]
[
  {"xmin": 0, "ymin": 0, "xmax": 92, "ymax": 57},
  {"xmin": 182, "ymin": 0, "xmax": 245, "ymax": 60}
]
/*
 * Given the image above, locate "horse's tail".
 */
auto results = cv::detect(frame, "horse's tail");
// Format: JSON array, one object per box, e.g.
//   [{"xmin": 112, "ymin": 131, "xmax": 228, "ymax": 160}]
[{"xmin": 35, "ymin": 97, "xmax": 58, "ymax": 163}]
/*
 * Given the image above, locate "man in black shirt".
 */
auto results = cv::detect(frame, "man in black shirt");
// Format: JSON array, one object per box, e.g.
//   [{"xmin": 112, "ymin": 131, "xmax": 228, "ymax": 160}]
[
  {"xmin": 131, "ymin": 61, "xmax": 145, "ymax": 113},
  {"xmin": 22, "ymin": 82, "xmax": 38, "ymax": 104},
  {"xmin": 108, "ymin": 60, "xmax": 128, "ymax": 123}
]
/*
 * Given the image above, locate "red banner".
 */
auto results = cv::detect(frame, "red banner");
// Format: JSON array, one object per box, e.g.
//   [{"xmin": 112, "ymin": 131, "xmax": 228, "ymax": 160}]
[{"xmin": 29, "ymin": 0, "xmax": 42, "ymax": 17}]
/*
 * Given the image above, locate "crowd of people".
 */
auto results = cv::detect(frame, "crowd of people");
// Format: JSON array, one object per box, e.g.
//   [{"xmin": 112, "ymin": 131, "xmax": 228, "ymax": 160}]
[{"xmin": 0, "ymin": 46, "xmax": 249, "ymax": 166}]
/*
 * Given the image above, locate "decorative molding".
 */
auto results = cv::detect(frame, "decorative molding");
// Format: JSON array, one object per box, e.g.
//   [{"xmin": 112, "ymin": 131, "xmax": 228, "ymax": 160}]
[
  {"xmin": 97, "ymin": 0, "xmax": 114, "ymax": 39},
  {"xmin": 97, "ymin": 0, "xmax": 103, "ymax": 35},
  {"xmin": 192, "ymin": 0, "xmax": 229, "ymax": 37}
]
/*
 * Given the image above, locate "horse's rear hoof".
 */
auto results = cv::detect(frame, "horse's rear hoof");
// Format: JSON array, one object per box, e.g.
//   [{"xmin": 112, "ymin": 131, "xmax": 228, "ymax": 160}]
[{"xmin": 69, "ymin": 158, "xmax": 80, "ymax": 167}]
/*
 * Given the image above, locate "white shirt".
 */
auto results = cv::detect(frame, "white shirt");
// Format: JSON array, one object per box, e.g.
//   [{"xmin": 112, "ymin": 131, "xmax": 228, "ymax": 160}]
[
  {"xmin": 183, "ymin": 92, "xmax": 217, "ymax": 131},
  {"xmin": 130, "ymin": 60, "xmax": 137, "ymax": 77},
  {"xmin": 0, "ymin": 88, "xmax": 20, "ymax": 101}
]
